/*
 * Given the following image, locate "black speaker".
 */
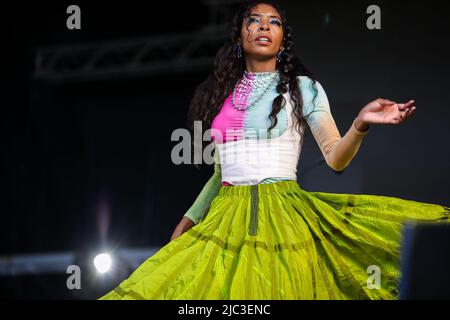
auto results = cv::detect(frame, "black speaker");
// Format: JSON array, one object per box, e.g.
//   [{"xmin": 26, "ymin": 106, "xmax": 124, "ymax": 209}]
[{"xmin": 400, "ymin": 222, "xmax": 450, "ymax": 299}]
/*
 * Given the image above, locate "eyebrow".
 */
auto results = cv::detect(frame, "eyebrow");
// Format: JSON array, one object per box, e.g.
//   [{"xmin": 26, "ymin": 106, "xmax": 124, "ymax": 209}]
[{"xmin": 249, "ymin": 13, "xmax": 282, "ymax": 20}]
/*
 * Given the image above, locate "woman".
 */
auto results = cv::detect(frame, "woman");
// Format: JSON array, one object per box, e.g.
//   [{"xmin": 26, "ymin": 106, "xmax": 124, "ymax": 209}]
[{"xmin": 100, "ymin": 1, "xmax": 449, "ymax": 300}]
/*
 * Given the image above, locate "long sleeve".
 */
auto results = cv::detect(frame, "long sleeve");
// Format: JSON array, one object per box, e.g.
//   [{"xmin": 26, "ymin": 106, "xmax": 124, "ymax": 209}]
[
  {"xmin": 183, "ymin": 148, "xmax": 222, "ymax": 225},
  {"xmin": 300, "ymin": 77, "xmax": 369, "ymax": 172}
]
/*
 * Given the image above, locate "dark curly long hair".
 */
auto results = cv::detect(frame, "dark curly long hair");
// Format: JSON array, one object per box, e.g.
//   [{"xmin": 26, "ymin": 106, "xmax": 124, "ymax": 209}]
[{"xmin": 187, "ymin": 0, "xmax": 317, "ymax": 164}]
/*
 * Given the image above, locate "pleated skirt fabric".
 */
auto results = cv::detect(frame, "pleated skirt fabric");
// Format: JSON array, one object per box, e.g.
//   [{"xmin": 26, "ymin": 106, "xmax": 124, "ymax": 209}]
[{"xmin": 99, "ymin": 180, "xmax": 450, "ymax": 300}]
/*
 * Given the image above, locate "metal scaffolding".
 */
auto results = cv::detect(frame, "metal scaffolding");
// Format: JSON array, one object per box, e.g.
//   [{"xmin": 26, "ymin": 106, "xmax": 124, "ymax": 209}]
[{"xmin": 33, "ymin": 0, "xmax": 244, "ymax": 83}]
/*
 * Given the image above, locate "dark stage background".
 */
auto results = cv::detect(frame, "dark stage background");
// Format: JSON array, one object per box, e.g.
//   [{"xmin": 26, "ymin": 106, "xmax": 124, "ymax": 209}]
[{"xmin": 2, "ymin": 0, "xmax": 449, "ymax": 298}]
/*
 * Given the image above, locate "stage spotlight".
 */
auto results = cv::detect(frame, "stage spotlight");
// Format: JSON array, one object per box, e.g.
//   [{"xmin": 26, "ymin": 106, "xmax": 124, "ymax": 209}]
[
  {"xmin": 71, "ymin": 248, "xmax": 132, "ymax": 299},
  {"xmin": 93, "ymin": 253, "xmax": 112, "ymax": 274}
]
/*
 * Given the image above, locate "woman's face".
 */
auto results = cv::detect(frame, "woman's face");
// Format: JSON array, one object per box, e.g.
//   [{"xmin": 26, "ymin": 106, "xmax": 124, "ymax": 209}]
[{"xmin": 240, "ymin": 3, "xmax": 284, "ymax": 61}]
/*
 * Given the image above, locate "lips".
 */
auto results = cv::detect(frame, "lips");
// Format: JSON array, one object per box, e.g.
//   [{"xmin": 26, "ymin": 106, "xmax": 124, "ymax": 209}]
[{"xmin": 255, "ymin": 35, "xmax": 272, "ymax": 43}]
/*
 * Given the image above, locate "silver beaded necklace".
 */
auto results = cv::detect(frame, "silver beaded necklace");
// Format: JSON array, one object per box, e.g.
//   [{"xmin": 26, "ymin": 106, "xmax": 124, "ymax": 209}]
[{"xmin": 231, "ymin": 71, "xmax": 279, "ymax": 111}]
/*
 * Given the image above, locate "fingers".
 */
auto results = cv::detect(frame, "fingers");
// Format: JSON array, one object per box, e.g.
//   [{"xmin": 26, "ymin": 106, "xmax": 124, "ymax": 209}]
[
  {"xmin": 394, "ymin": 104, "xmax": 416, "ymax": 124},
  {"xmin": 171, "ymin": 233, "xmax": 181, "ymax": 241},
  {"xmin": 398, "ymin": 99, "xmax": 415, "ymax": 110},
  {"xmin": 379, "ymin": 98, "xmax": 415, "ymax": 110},
  {"xmin": 400, "ymin": 100, "xmax": 416, "ymax": 117},
  {"xmin": 378, "ymin": 98, "xmax": 395, "ymax": 106},
  {"xmin": 381, "ymin": 98, "xmax": 416, "ymax": 125},
  {"xmin": 404, "ymin": 106, "xmax": 416, "ymax": 118}
]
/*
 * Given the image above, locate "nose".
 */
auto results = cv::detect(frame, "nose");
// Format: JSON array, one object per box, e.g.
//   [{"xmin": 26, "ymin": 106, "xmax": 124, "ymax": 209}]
[{"xmin": 259, "ymin": 21, "xmax": 270, "ymax": 31}]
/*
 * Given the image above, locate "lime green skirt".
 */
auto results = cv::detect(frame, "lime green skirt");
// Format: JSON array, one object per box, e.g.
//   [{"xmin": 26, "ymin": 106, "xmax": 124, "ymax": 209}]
[{"xmin": 99, "ymin": 180, "xmax": 449, "ymax": 300}]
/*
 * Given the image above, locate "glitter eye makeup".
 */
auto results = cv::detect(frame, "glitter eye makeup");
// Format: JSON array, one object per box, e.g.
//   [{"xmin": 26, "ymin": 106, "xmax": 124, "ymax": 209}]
[
  {"xmin": 270, "ymin": 18, "xmax": 282, "ymax": 26},
  {"xmin": 247, "ymin": 14, "xmax": 282, "ymax": 27},
  {"xmin": 247, "ymin": 16, "xmax": 260, "ymax": 24}
]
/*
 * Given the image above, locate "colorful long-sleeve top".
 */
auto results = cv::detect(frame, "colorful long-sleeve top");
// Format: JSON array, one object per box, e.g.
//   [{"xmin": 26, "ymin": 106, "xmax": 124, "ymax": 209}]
[{"xmin": 184, "ymin": 71, "xmax": 369, "ymax": 224}]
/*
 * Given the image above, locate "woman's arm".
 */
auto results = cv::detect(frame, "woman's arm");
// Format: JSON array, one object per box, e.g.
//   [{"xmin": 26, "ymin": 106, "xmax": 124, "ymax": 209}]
[
  {"xmin": 302, "ymin": 78, "xmax": 416, "ymax": 172},
  {"xmin": 302, "ymin": 79, "xmax": 369, "ymax": 172},
  {"xmin": 183, "ymin": 148, "xmax": 222, "ymax": 224}
]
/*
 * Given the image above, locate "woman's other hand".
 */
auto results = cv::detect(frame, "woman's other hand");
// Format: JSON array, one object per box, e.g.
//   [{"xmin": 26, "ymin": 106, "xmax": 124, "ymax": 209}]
[
  {"xmin": 170, "ymin": 217, "xmax": 195, "ymax": 241},
  {"xmin": 357, "ymin": 98, "xmax": 416, "ymax": 126}
]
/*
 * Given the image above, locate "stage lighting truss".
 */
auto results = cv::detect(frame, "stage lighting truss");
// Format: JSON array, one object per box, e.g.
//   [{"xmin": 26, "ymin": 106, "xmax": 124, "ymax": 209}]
[{"xmin": 33, "ymin": 0, "xmax": 244, "ymax": 83}]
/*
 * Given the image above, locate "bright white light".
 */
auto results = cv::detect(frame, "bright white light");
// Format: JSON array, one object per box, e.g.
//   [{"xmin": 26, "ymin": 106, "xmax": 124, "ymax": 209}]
[{"xmin": 93, "ymin": 253, "xmax": 112, "ymax": 274}]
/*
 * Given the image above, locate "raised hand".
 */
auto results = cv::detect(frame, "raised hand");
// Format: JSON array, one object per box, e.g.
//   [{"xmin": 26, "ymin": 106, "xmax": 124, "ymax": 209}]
[{"xmin": 357, "ymin": 98, "xmax": 416, "ymax": 125}]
